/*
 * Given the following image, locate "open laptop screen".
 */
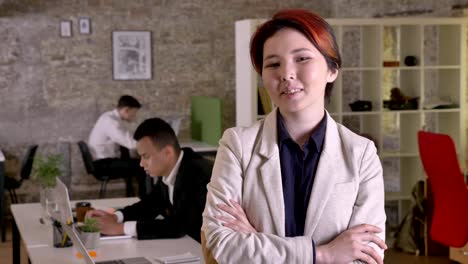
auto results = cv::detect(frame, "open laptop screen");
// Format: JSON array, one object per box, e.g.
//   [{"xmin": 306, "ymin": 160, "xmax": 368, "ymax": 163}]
[
  {"xmin": 62, "ymin": 223, "xmax": 96, "ymax": 264},
  {"xmin": 53, "ymin": 178, "xmax": 74, "ymax": 225}
]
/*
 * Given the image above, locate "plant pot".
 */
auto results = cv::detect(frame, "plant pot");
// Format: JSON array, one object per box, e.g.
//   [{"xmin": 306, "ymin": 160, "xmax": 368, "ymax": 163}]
[{"xmin": 77, "ymin": 228, "xmax": 100, "ymax": 249}]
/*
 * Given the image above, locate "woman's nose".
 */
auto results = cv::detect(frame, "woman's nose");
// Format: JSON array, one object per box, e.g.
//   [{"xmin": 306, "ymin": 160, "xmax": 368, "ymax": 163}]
[{"xmin": 281, "ymin": 65, "xmax": 295, "ymax": 81}]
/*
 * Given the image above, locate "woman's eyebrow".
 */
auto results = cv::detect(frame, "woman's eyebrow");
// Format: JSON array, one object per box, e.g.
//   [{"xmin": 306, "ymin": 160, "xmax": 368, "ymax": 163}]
[
  {"xmin": 264, "ymin": 48, "xmax": 313, "ymax": 61},
  {"xmin": 263, "ymin": 54, "xmax": 278, "ymax": 61},
  {"xmin": 291, "ymin": 48, "xmax": 313, "ymax": 54}
]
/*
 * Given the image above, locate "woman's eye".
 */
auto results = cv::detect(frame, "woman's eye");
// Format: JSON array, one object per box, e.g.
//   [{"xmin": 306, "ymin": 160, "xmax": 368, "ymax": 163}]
[
  {"xmin": 264, "ymin": 62, "xmax": 280, "ymax": 68},
  {"xmin": 297, "ymin": 57, "xmax": 311, "ymax": 62}
]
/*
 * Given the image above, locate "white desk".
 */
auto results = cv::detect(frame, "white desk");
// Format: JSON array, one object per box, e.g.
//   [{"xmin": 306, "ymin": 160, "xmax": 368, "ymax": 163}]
[{"xmin": 11, "ymin": 198, "xmax": 204, "ymax": 264}]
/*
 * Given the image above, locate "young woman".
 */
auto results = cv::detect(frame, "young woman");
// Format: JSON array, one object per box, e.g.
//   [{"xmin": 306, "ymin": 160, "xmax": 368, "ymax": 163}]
[{"xmin": 202, "ymin": 9, "xmax": 387, "ymax": 264}]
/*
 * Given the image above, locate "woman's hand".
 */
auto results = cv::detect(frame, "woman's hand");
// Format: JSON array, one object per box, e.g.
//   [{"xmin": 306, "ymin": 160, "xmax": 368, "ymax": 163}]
[
  {"xmin": 215, "ymin": 199, "xmax": 257, "ymax": 233},
  {"xmin": 316, "ymin": 224, "xmax": 387, "ymax": 264}
]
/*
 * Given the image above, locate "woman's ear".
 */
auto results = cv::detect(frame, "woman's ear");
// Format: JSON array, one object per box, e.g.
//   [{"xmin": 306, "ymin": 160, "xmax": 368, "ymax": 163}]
[{"xmin": 327, "ymin": 69, "xmax": 339, "ymax": 83}]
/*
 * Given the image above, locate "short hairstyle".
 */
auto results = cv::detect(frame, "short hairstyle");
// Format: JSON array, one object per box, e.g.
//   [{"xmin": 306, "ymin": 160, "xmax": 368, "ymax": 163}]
[
  {"xmin": 133, "ymin": 117, "xmax": 181, "ymax": 154},
  {"xmin": 117, "ymin": 95, "xmax": 142, "ymax": 109},
  {"xmin": 250, "ymin": 9, "xmax": 342, "ymax": 103}
]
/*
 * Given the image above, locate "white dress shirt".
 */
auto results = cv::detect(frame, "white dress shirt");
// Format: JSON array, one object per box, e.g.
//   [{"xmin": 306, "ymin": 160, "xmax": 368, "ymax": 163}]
[
  {"xmin": 88, "ymin": 109, "xmax": 136, "ymax": 159},
  {"xmin": 115, "ymin": 150, "xmax": 184, "ymax": 237}
]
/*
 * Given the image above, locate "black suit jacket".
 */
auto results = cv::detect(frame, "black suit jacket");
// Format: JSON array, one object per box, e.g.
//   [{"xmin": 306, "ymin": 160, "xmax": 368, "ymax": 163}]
[{"xmin": 119, "ymin": 147, "xmax": 213, "ymax": 242}]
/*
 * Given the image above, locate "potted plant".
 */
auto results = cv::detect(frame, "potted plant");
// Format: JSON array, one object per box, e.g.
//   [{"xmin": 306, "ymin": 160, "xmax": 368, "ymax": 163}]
[
  {"xmin": 78, "ymin": 217, "xmax": 100, "ymax": 249},
  {"xmin": 33, "ymin": 154, "xmax": 62, "ymax": 188},
  {"xmin": 32, "ymin": 154, "xmax": 62, "ymax": 222}
]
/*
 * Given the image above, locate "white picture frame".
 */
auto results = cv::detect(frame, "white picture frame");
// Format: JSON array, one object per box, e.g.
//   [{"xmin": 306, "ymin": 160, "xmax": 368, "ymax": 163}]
[
  {"xmin": 79, "ymin": 17, "xmax": 91, "ymax": 35},
  {"xmin": 60, "ymin": 20, "xmax": 72, "ymax": 38},
  {"xmin": 112, "ymin": 31, "xmax": 152, "ymax": 80}
]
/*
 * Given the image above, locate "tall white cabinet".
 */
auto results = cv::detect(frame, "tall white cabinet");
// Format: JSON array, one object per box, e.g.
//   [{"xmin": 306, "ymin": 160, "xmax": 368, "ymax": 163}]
[{"xmin": 235, "ymin": 18, "xmax": 466, "ymax": 234}]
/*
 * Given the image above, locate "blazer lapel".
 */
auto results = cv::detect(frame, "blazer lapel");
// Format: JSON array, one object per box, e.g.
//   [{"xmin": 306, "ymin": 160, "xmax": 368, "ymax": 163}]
[
  {"xmin": 172, "ymin": 151, "xmax": 188, "ymax": 210},
  {"xmin": 258, "ymin": 109, "xmax": 285, "ymax": 236},
  {"xmin": 304, "ymin": 114, "xmax": 340, "ymax": 235}
]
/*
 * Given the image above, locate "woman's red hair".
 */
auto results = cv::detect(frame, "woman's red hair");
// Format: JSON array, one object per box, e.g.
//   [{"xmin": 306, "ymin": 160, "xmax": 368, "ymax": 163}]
[{"xmin": 250, "ymin": 9, "xmax": 341, "ymax": 101}]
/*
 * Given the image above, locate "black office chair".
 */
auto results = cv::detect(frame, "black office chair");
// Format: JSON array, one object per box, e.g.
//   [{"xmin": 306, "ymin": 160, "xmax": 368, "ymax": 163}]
[
  {"xmin": 1, "ymin": 145, "xmax": 38, "ymax": 242},
  {"xmin": 77, "ymin": 141, "xmax": 133, "ymax": 198},
  {"xmin": 5, "ymin": 145, "xmax": 38, "ymax": 204}
]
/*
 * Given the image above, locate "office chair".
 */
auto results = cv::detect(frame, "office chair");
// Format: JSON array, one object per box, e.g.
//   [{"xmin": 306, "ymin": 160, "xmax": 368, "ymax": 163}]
[
  {"xmin": 77, "ymin": 141, "xmax": 133, "ymax": 198},
  {"xmin": 201, "ymin": 231, "xmax": 218, "ymax": 264},
  {"xmin": 418, "ymin": 131, "xmax": 468, "ymax": 248},
  {"xmin": 5, "ymin": 145, "xmax": 38, "ymax": 204},
  {"xmin": 1, "ymin": 144, "xmax": 38, "ymax": 242}
]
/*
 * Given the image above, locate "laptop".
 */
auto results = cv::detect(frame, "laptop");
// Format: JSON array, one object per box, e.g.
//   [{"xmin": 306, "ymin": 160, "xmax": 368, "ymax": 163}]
[
  {"xmin": 53, "ymin": 178, "xmax": 74, "ymax": 225},
  {"xmin": 53, "ymin": 178, "xmax": 152, "ymax": 264},
  {"xmin": 62, "ymin": 223, "xmax": 152, "ymax": 264}
]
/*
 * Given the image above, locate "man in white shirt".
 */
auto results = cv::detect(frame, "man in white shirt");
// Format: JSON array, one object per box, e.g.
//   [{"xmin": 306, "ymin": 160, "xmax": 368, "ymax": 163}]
[
  {"xmin": 88, "ymin": 95, "xmax": 146, "ymax": 197},
  {"xmin": 86, "ymin": 118, "xmax": 213, "ymax": 242}
]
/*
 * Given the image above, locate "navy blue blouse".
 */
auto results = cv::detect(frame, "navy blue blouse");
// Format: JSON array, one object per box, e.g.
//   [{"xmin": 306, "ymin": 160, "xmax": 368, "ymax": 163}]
[{"xmin": 277, "ymin": 111, "xmax": 327, "ymax": 237}]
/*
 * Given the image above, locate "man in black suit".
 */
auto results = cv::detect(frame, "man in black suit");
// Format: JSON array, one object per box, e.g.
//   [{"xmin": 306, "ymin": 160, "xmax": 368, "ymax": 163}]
[{"xmin": 87, "ymin": 118, "xmax": 213, "ymax": 242}]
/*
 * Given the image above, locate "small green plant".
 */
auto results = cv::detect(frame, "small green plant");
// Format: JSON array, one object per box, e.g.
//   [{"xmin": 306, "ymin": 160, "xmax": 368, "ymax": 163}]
[
  {"xmin": 33, "ymin": 154, "xmax": 62, "ymax": 188},
  {"xmin": 81, "ymin": 217, "xmax": 100, "ymax": 233}
]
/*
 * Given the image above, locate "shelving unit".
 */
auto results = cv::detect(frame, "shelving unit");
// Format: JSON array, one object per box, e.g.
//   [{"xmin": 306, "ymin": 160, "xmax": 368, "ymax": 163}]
[{"xmin": 235, "ymin": 17, "xmax": 466, "ymax": 234}]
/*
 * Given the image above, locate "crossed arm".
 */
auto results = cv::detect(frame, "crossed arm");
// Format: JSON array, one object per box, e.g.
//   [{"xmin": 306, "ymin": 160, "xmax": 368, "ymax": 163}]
[{"xmin": 217, "ymin": 200, "xmax": 387, "ymax": 264}]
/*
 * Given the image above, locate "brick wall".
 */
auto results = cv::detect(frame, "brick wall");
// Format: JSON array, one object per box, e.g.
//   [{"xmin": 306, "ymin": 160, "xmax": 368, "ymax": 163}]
[{"xmin": 0, "ymin": 0, "xmax": 466, "ymax": 201}]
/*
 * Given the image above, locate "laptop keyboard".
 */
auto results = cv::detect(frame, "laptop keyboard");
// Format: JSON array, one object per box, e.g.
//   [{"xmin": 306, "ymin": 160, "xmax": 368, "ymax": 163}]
[{"xmin": 96, "ymin": 257, "xmax": 151, "ymax": 264}]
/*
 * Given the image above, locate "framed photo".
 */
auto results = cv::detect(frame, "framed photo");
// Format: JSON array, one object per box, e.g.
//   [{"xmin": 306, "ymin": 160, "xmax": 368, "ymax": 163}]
[
  {"xmin": 79, "ymin": 17, "xmax": 91, "ymax": 35},
  {"xmin": 112, "ymin": 31, "xmax": 152, "ymax": 80},
  {"xmin": 60, "ymin": 20, "xmax": 72, "ymax": 38}
]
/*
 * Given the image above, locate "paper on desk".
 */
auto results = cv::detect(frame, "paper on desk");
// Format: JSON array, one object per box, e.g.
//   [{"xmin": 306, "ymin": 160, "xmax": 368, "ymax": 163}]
[
  {"xmin": 154, "ymin": 252, "xmax": 200, "ymax": 264},
  {"xmin": 100, "ymin": 234, "xmax": 132, "ymax": 240}
]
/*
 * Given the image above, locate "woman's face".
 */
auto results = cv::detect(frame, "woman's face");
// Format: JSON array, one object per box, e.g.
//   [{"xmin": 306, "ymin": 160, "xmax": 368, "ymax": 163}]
[{"xmin": 261, "ymin": 28, "xmax": 337, "ymax": 115}]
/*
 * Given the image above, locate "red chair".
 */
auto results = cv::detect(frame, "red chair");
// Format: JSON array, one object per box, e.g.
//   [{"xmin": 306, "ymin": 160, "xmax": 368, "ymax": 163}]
[{"xmin": 418, "ymin": 131, "xmax": 468, "ymax": 247}]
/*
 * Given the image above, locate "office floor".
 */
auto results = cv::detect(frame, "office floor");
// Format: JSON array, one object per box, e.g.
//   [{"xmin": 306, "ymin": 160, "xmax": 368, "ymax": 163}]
[
  {"xmin": 0, "ymin": 219, "xmax": 455, "ymax": 264},
  {"xmin": 0, "ymin": 218, "xmax": 28, "ymax": 264}
]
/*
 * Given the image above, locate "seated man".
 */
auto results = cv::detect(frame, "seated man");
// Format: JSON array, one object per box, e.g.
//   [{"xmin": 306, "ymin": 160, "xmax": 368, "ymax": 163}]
[
  {"xmin": 87, "ymin": 118, "xmax": 213, "ymax": 242},
  {"xmin": 88, "ymin": 95, "xmax": 146, "ymax": 197}
]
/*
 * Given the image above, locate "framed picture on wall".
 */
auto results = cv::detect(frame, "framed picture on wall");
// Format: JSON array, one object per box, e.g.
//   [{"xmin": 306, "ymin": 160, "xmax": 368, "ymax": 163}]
[
  {"xmin": 60, "ymin": 20, "xmax": 72, "ymax": 37},
  {"xmin": 79, "ymin": 17, "xmax": 91, "ymax": 35},
  {"xmin": 112, "ymin": 31, "xmax": 152, "ymax": 80}
]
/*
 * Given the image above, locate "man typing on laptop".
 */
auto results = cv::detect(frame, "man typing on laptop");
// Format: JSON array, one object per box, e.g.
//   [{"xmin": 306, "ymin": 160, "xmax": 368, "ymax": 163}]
[{"xmin": 86, "ymin": 118, "xmax": 213, "ymax": 242}]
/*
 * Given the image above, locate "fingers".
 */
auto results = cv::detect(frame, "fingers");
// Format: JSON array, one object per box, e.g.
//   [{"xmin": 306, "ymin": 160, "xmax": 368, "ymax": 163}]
[
  {"xmin": 216, "ymin": 215, "xmax": 252, "ymax": 233},
  {"xmin": 362, "ymin": 233, "xmax": 387, "ymax": 250},
  {"xmin": 215, "ymin": 201, "xmax": 257, "ymax": 233},
  {"xmin": 86, "ymin": 209, "xmax": 106, "ymax": 218},
  {"xmin": 229, "ymin": 199, "xmax": 243, "ymax": 212},
  {"xmin": 216, "ymin": 204, "xmax": 243, "ymax": 220},
  {"xmin": 359, "ymin": 244, "xmax": 383, "ymax": 264},
  {"xmin": 350, "ymin": 223, "xmax": 382, "ymax": 234}
]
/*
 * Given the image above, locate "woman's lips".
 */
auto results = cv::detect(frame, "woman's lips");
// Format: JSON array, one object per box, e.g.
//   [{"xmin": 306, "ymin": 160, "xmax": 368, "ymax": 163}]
[{"xmin": 281, "ymin": 88, "xmax": 303, "ymax": 95}]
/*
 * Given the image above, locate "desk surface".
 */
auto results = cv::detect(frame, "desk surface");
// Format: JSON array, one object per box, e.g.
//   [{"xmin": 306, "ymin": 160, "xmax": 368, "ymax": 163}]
[
  {"xmin": 11, "ymin": 197, "xmax": 204, "ymax": 264},
  {"xmin": 180, "ymin": 140, "xmax": 217, "ymax": 153}
]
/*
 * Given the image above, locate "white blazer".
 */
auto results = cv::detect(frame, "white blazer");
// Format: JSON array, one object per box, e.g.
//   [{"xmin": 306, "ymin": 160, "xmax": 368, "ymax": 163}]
[{"xmin": 202, "ymin": 109, "xmax": 386, "ymax": 263}]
